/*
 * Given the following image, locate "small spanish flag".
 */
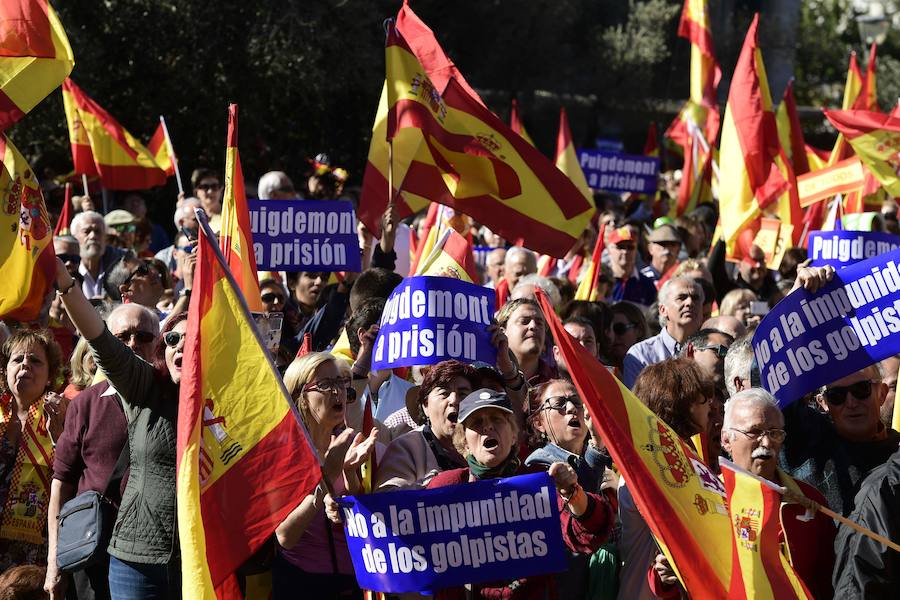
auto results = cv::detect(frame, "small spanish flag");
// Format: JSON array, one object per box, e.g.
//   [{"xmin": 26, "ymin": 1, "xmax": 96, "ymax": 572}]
[{"xmin": 147, "ymin": 121, "xmax": 176, "ymax": 176}]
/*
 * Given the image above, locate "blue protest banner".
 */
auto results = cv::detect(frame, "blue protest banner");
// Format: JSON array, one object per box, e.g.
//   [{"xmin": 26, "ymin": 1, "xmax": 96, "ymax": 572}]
[
  {"xmin": 808, "ymin": 230, "xmax": 900, "ymax": 269},
  {"xmin": 752, "ymin": 248, "xmax": 900, "ymax": 407},
  {"xmin": 247, "ymin": 199, "xmax": 361, "ymax": 272},
  {"xmin": 339, "ymin": 472, "xmax": 568, "ymax": 594},
  {"xmin": 372, "ymin": 276, "xmax": 497, "ymax": 370},
  {"xmin": 576, "ymin": 149, "xmax": 660, "ymax": 194}
]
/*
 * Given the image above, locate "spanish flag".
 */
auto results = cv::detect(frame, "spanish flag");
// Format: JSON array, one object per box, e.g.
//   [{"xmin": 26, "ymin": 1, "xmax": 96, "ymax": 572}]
[
  {"xmin": 775, "ymin": 80, "xmax": 810, "ymax": 176},
  {"xmin": 718, "ymin": 15, "xmax": 789, "ymax": 255},
  {"xmin": 555, "ymin": 107, "xmax": 592, "ymax": 202},
  {"xmin": 177, "ymin": 214, "xmax": 322, "ymax": 597},
  {"xmin": 416, "ymin": 227, "xmax": 478, "ymax": 282},
  {"xmin": 537, "ymin": 289, "xmax": 733, "ymax": 598},
  {"xmin": 147, "ymin": 120, "xmax": 175, "ymax": 176},
  {"xmin": 219, "ymin": 104, "xmax": 262, "ymax": 312},
  {"xmin": 573, "ymin": 224, "xmax": 605, "ymax": 301},
  {"xmin": 824, "ymin": 108, "xmax": 900, "ymax": 197},
  {"xmin": 61, "ymin": 79, "xmax": 166, "ymax": 190},
  {"xmin": 720, "ymin": 460, "xmax": 813, "ymax": 599},
  {"xmin": 510, "ymin": 98, "xmax": 535, "ymax": 146},
  {"xmin": 827, "ymin": 52, "xmax": 865, "ymax": 167},
  {"xmin": 0, "ymin": 0, "xmax": 74, "ymax": 131},
  {"xmin": 384, "ymin": 14, "xmax": 593, "ymax": 258},
  {"xmin": 0, "ymin": 134, "xmax": 54, "ymax": 321}
]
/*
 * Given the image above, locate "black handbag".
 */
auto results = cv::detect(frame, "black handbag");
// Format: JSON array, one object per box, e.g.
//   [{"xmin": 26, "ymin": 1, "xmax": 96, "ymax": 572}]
[{"xmin": 56, "ymin": 440, "xmax": 129, "ymax": 572}]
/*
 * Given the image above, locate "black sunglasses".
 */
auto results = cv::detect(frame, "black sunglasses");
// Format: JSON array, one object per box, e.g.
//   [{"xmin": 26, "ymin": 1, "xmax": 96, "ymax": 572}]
[
  {"xmin": 123, "ymin": 263, "xmax": 150, "ymax": 286},
  {"xmin": 58, "ymin": 253, "xmax": 81, "ymax": 265},
  {"xmin": 196, "ymin": 182, "xmax": 221, "ymax": 191},
  {"xmin": 612, "ymin": 322, "xmax": 638, "ymax": 336},
  {"xmin": 164, "ymin": 331, "xmax": 186, "ymax": 348},
  {"xmin": 695, "ymin": 344, "xmax": 729, "ymax": 358},
  {"xmin": 824, "ymin": 380, "xmax": 875, "ymax": 406},
  {"xmin": 115, "ymin": 330, "xmax": 155, "ymax": 345},
  {"xmin": 261, "ymin": 292, "xmax": 285, "ymax": 305}
]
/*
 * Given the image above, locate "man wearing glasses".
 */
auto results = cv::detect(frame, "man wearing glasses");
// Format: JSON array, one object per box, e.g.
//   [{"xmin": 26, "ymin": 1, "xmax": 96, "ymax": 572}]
[
  {"xmin": 681, "ymin": 328, "xmax": 734, "ymax": 390},
  {"xmin": 780, "ymin": 364, "xmax": 900, "ymax": 516},
  {"xmin": 191, "ymin": 168, "xmax": 223, "ymax": 230}
]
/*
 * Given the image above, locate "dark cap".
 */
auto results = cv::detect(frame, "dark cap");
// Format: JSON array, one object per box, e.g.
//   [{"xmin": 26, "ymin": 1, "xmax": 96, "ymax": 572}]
[{"xmin": 458, "ymin": 388, "xmax": 513, "ymax": 424}]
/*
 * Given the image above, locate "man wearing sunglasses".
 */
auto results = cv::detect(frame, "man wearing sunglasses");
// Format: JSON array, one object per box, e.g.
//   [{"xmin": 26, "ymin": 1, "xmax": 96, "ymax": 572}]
[
  {"xmin": 780, "ymin": 364, "xmax": 900, "ymax": 516},
  {"xmin": 47, "ymin": 304, "xmax": 159, "ymax": 599},
  {"xmin": 105, "ymin": 254, "xmax": 164, "ymax": 311},
  {"xmin": 681, "ymin": 328, "xmax": 734, "ymax": 390}
]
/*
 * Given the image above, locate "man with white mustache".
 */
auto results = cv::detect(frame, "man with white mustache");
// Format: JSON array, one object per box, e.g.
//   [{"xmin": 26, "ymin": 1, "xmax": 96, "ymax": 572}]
[{"xmin": 70, "ymin": 211, "xmax": 125, "ymax": 299}]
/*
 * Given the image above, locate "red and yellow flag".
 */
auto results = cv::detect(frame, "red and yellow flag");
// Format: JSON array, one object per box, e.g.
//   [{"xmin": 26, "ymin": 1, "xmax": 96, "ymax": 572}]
[
  {"xmin": 0, "ymin": 0, "xmax": 73, "ymax": 131},
  {"xmin": 60, "ymin": 79, "xmax": 166, "ymax": 190},
  {"xmin": 643, "ymin": 121, "xmax": 660, "ymax": 158},
  {"xmin": 147, "ymin": 121, "xmax": 175, "ymax": 176},
  {"xmin": 536, "ymin": 289, "xmax": 733, "ymax": 598},
  {"xmin": 721, "ymin": 460, "xmax": 812, "ymax": 599},
  {"xmin": 718, "ymin": 14, "xmax": 789, "ymax": 254},
  {"xmin": 678, "ymin": 0, "xmax": 720, "ymax": 109},
  {"xmin": 416, "ymin": 226, "xmax": 478, "ymax": 282},
  {"xmin": 555, "ymin": 107, "xmax": 592, "ymax": 202},
  {"xmin": 510, "ymin": 98, "xmax": 535, "ymax": 146},
  {"xmin": 177, "ymin": 217, "xmax": 322, "ymax": 597},
  {"xmin": 384, "ymin": 16, "xmax": 593, "ymax": 258},
  {"xmin": 775, "ymin": 80, "xmax": 810, "ymax": 176},
  {"xmin": 219, "ymin": 104, "xmax": 262, "ymax": 312},
  {"xmin": 0, "ymin": 134, "xmax": 54, "ymax": 320},
  {"xmin": 825, "ymin": 108, "xmax": 900, "ymax": 197},
  {"xmin": 573, "ymin": 223, "xmax": 606, "ymax": 301}
]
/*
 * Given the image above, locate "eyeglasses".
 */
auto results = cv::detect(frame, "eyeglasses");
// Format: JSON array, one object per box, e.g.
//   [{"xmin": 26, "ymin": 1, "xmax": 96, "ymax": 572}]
[
  {"xmin": 58, "ymin": 253, "xmax": 81, "ymax": 265},
  {"xmin": 113, "ymin": 224, "xmax": 136, "ymax": 234},
  {"xmin": 164, "ymin": 331, "xmax": 186, "ymax": 348},
  {"xmin": 304, "ymin": 377, "xmax": 354, "ymax": 401},
  {"xmin": 823, "ymin": 380, "xmax": 876, "ymax": 406},
  {"xmin": 196, "ymin": 182, "xmax": 222, "ymax": 192},
  {"xmin": 612, "ymin": 322, "xmax": 638, "ymax": 336},
  {"xmin": 695, "ymin": 344, "xmax": 729, "ymax": 358},
  {"xmin": 541, "ymin": 395, "xmax": 583, "ymax": 412},
  {"xmin": 114, "ymin": 329, "xmax": 156, "ymax": 345},
  {"xmin": 729, "ymin": 427, "xmax": 787, "ymax": 443},
  {"xmin": 261, "ymin": 292, "xmax": 285, "ymax": 305},
  {"xmin": 123, "ymin": 263, "xmax": 150, "ymax": 287}
]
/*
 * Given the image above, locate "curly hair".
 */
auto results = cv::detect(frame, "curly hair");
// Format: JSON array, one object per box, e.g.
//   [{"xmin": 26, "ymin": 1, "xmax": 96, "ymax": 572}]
[
  {"xmin": 633, "ymin": 357, "xmax": 713, "ymax": 439},
  {"xmin": 0, "ymin": 328, "xmax": 65, "ymax": 397},
  {"xmin": 415, "ymin": 360, "xmax": 478, "ymax": 422}
]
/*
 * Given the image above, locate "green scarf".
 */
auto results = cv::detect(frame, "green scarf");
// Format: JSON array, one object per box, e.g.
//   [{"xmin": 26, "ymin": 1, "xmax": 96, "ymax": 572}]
[{"xmin": 466, "ymin": 452, "xmax": 520, "ymax": 480}]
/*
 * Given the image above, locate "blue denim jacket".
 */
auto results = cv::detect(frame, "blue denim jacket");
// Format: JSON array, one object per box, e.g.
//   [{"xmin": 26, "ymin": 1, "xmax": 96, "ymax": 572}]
[{"xmin": 524, "ymin": 442, "xmax": 610, "ymax": 493}]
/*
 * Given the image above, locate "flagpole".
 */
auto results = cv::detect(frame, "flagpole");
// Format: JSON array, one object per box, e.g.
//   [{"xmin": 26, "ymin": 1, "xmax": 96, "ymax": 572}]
[
  {"xmin": 193, "ymin": 207, "xmax": 333, "ymax": 494},
  {"xmin": 159, "ymin": 115, "xmax": 184, "ymax": 195},
  {"xmin": 81, "ymin": 174, "xmax": 89, "ymax": 197}
]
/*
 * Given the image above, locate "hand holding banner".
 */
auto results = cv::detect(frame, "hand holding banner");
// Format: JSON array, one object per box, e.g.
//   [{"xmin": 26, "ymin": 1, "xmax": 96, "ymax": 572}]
[
  {"xmin": 338, "ymin": 472, "xmax": 567, "ymax": 594},
  {"xmin": 753, "ymin": 248, "xmax": 900, "ymax": 406},
  {"xmin": 373, "ymin": 276, "xmax": 496, "ymax": 370}
]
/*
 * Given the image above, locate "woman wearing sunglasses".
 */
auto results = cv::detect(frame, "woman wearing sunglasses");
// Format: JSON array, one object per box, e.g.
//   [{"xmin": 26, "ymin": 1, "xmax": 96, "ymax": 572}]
[
  {"xmin": 274, "ymin": 351, "xmax": 376, "ymax": 600},
  {"xmin": 53, "ymin": 257, "xmax": 186, "ymax": 598},
  {"xmin": 607, "ymin": 302, "xmax": 649, "ymax": 374}
]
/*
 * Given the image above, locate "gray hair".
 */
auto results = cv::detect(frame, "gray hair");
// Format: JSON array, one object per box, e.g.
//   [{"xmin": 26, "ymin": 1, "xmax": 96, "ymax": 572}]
[
  {"xmin": 723, "ymin": 388, "xmax": 783, "ymax": 438},
  {"xmin": 512, "ymin": 274, "xmax": 561, "ymax": 307},
  {"xmin": 107, "ymin": 302, "xmax": 160, "ymax": 336},
  {"xmin": 504, "ymin": 246, "xmax": 536, "ymax": 268},
  {"xmin": 657, "ymin": 276, "xmax": 703, "ymax": 327},
  {"xmin": 71, "ymin": 210, "xmax": 105, "ymax": 236},
  {"xmin": 258, "ymin": 171, "xmax": 295, "ymax": 200},
  {"xmin": 724, "ymin": 334, "xmax": 755, "ymax": 397},
  {"xmin": 174, "ymin": 197, "xmax": 201, "ymax": 228}
]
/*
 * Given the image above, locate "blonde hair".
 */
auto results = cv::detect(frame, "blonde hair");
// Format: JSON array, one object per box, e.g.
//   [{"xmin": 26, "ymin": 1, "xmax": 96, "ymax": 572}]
[
  {"xmin": 720, "ymin": 289, "xmax": 756, "ymax": 317},
  {"xmin": 283, "ymin": 351, "xmax": 335, "ymax": 420},
  {"xmin": 69, "ymin": 337, "xmax": 96, "ymax": 391}
]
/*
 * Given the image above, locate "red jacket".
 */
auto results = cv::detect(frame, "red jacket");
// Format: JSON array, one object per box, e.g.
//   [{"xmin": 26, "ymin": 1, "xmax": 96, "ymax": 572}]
[
  {"xmin": 427, "ymin": 466, "xmax": 613, "ymax": 600},
  {"xmin": 648, "ymin": 474, "xmax": 836, "ymax": 599}
]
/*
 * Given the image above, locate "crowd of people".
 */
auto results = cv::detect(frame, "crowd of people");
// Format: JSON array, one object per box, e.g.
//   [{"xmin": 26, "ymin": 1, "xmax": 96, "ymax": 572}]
[{"xmin": 1, "ymin": 162, "xmax": 899, "ymax": 600}]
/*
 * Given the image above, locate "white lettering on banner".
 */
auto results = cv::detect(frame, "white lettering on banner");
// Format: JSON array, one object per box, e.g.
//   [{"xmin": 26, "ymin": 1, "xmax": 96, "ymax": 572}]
[
  {"xmin": 811, "ymin": 234, "xmax": 900, "ymax": 263},
  {"xmin": 253, "ymin": 238, "xmax": 347, "ymax": 268},
  {"xmin": 579, "ymin": 154, "xmax": 657, "ymax": 175},
  {"xmin": 250, "ymin": 206, "xmax": 355, "ymax": 237}
]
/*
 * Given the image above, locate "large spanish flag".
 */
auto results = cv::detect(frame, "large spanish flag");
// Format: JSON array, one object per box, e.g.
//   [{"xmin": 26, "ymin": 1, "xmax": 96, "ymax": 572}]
[
  {"xmin": 0, "ymin": 134, "xmax": 54, "ymax": 320},
  {"xmin": 60, "ymin": 79, "xmax": 166, "ymax": 190},
  {"xmin": 177, "ymin": 215, "xmax": 322, "ymax": 597},
  {"xmin": 555, "ymin": 107, "xmax": 592, "ymax": 202},
  {"xmin": 825, "ymin": 108, "xmax": 900, "ymax": 197},
  {"xmin": 536, "ymin": 289, "xmax": 733, "ymax": 598},
  {"xmin": 720, "ymin": 460, "xmax": 812, "ymax": 599},
  {"xmin": 219, "ymin": 104, "xmax": 262, "ymax": 312},
  {"xmin": 0, "ymin": 0, "xmax": 73, "ymax": 131},
  {"xmin": 718, "ymin": 14, "xmax": 789, "ymax": 254},
  {"xmin": 384, "ymin": 18, "xmax": 593, "ymax": 258}
]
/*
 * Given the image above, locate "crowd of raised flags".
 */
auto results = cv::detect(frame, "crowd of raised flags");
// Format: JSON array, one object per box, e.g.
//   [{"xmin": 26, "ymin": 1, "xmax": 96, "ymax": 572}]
[{"xmin": 3, "ymin": 1, "xmax": 900, "ymax": 599}]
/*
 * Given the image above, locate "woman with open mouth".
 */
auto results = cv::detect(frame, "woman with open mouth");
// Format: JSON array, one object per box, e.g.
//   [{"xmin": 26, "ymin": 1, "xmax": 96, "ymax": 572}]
[
  {"xmin": 427, "ymin": 388, "xmax": 614, "ymax": 598},
  {"xmin": 53, "ymin": 257, "xmax": 185, "ymax": 598}
]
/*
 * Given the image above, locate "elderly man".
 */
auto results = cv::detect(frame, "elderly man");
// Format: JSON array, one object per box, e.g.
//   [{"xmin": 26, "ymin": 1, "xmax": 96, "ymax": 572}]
[
  {"xmin": 723, "ymin": 332, "xmax": 756, "ymax": 397},
  {"xmin": 71, "ymin": 211, "xmax": 125, "ymax": 299},
  {"xmin": 681, "ymin": 328, "xmax": 734, "ymax": 389},
  {"xmin": 640, "ymin": 224, "xmax": 682, "ymax": 284},
  {"xmin": 780, "ymin": 364, "xmax": 900, "ymax": 515},
  {"xmin": 496, "ymin": 246, "xmax": 536, "ymax": 306},
  {"xmin": 155, "ymin": 197, "xmax": 201, "ymax": 274},
  {"xmin": 484, "ymin": 247, "xmax": 506, "ymax": 289},
  {"xmin": 45, "ymin": 304, "xmax": 160, "ymax": 600},
  {"xmin": 54, "ymin": 235, "xmax": 81, "ymax": 280},
  {"xmin": 105, "ymin": 253, "xmax": 164, "ymax": 311},
  {"xmin": 258, "ymin": 171, "xmax": 297, "ymax": 200},
  {"xmin": 606, "ymin": 227, "xmax": 657, "ymax": 306},
  {"xmin": 702, "ymin": 315, "xmax": 746, "ymax": 340},
  {"xmin": 622, "ymin": 276, "xmax": 703, "ymax": 388},
  {"xmin": 191, "ymin": 168, "xmax": 223, "ymax": 229}
]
